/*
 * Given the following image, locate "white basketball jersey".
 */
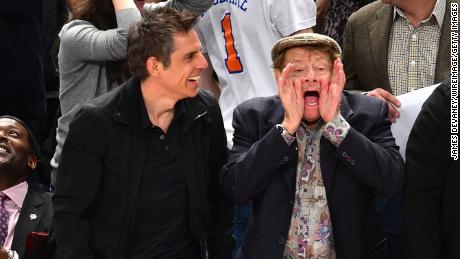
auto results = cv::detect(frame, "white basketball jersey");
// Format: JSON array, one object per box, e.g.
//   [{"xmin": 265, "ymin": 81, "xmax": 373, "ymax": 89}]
[{"xmin": 195, "ymin": 0, "xmax": 316, "ymax": 148}]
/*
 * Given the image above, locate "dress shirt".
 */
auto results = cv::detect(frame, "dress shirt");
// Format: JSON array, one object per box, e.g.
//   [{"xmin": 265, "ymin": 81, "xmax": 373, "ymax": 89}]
[
  {"xmin": 283, "ymin": 114, "xmax": 350, "ymax": 258},
  {"xmin": 3, "ymin": 181, "xmax": 28, "ymax": 259},
  {"xmin": 388, "ymin": 0, "xmax": 445, "ymax": 95}
]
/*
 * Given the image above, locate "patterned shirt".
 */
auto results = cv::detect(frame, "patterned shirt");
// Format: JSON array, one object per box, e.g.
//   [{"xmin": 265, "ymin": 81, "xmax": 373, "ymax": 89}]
[
  {"xmin": 388, "ymin": 0, "xmax": 445, "ymax": 96},
  {"xmin": 283, "ymin": 114, "xmax": 350, "ymax": 259}
]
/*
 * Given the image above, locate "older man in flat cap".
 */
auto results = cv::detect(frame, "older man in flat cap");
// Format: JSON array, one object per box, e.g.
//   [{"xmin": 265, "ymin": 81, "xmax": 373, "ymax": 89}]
[{"xmin": 220, "ymin": 33, "xmax": 405, "ymax": 259}]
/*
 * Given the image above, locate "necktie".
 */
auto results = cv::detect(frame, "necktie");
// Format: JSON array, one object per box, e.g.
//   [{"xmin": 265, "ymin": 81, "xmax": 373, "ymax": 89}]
[{"xmin": 0, "ymin": 192, "xmax": 9, "ymax": 246}]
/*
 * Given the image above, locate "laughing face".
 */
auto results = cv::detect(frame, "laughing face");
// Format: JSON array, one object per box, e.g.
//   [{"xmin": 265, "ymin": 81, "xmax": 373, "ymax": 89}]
[
  {"xmin": 0, "ymin": 118, "xmax": 36, "ymax": 177},
  {"xmin": 279, "ymin": 47, "xmax": 332, "ymax": 124},
  {"xmin": 156, "ymin": 30, "xmax": 208, "ymax": 100}
]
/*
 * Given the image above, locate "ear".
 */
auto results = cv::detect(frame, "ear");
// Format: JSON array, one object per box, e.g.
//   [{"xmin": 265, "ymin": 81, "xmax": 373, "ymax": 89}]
[
  {"xmin": 27, "ymin": 153, "xmax": 38, "ymax": 171},
  {"xmin": 274, "ymin": 69, "xmax": 282, "ymax": 84},
  {"xmin": 145, "ymin": 56, "xmax": 164, "ymax": 78}
]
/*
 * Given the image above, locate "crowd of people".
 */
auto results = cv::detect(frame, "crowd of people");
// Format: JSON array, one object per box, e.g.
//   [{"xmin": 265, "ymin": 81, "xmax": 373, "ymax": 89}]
[{"xmin": 0, "ymin": 0, "xmax": 457, "ymax": 258}]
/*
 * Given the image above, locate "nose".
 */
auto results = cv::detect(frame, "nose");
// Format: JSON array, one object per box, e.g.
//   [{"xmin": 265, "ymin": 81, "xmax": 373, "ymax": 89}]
[
  {"xmin": 196, "ymin": 52, "xmax": 208, "ymax": 70},
  {"xmin": 303, "ymin": 69, "xmax": 317, "ymax": 83},
  {"xmin": 0, "ymin": 130, "xmax": 7, "ymax": 140}
]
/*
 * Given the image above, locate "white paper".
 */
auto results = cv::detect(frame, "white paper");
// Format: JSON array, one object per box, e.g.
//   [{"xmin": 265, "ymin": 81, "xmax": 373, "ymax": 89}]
[{"xmin": 391, "ymin": 84, "xmax": 439, "ymax": 161}]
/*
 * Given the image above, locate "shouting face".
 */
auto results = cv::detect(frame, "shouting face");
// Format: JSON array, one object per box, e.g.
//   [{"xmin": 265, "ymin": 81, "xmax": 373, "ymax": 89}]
[{"xmin": 277, "ymin": 47, "xmax": 333, "ymax": 124}]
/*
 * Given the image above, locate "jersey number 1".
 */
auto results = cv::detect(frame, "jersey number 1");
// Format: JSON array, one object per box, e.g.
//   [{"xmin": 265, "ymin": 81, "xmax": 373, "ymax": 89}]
[{"xmin": 221, "ymin": 13, "xmax": 243, "ymax": 73}]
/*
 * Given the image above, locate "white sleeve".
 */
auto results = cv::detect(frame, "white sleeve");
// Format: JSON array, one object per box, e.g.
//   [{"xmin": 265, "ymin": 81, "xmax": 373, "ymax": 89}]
[{"xmin": 268, "ymin": 0, "xmax": 316, "ymax": 36}]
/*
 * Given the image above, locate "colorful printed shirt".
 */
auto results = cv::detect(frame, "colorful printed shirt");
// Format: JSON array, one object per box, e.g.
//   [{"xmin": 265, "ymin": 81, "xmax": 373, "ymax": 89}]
[{"xmin": 283, "ymin": 114, "xmax": 350, "ymax": 259}]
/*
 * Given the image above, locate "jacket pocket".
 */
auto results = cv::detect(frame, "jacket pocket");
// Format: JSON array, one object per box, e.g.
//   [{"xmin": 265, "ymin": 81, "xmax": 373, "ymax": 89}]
[{"xmin": 367, "ymin": 238, "xmax": 390, "ymax": 259}]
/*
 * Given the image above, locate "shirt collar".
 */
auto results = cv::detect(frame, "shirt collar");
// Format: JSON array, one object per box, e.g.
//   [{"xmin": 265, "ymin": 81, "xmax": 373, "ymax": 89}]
[
  {"xmin": 300, "ymin": 120, "xmax": 324, "ymax": 133},
  {"xmin": 393, "ymin": 0, "xmax": 445, "ymax": 26},
  {"xmin": 2, "ymin": 181, "xmax": 28, "ymax": 209},
  {"xmin": 138, "ymin": 87, "xmax": 187, "ymax": 131}
]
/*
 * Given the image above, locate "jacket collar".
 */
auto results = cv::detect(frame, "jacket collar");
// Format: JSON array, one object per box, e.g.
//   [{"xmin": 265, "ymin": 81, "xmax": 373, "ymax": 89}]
[
  {"xmin": 113, "ymin": 77, "xmax": 207, "ymax": 131},
  {"xmin": 12, "ymin": 189, "xmax": 48, "ymax": 253},
  {"xmin": 368, "ymin": 3, "xmax": 393, "ymax": 90}
]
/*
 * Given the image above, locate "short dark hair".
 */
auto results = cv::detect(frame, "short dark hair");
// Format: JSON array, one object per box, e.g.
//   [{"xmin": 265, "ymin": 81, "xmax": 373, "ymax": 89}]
[
  {"xmin": 127, "ymin": 7, "xmax": 198, "ymax": 81},
  {"xmin": 0, "ymin": 115, "xmax": 39, "ymax": 157}
]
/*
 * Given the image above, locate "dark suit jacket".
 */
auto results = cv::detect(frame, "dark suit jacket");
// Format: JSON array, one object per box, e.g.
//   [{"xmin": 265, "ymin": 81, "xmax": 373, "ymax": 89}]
[
  {"xmin": 405, "ymin": 79, "xmax": 460, "ymax": 259},
  {"xmin": 221, "ymin": 91, "xmax": 405, "ymax": 259},
  {"xmin": 11, "ymin": 187, "xmax": 53, "ymax": 258},
  {"xmin": 343, "ymin": 0, "xmax": 451, "ymax": 92}
]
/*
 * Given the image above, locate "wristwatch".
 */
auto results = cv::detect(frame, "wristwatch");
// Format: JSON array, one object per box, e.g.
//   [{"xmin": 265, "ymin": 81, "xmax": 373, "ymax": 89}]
[{"xmin": 275, "ymin": 124, "xmax": 294, "ymax": 137}]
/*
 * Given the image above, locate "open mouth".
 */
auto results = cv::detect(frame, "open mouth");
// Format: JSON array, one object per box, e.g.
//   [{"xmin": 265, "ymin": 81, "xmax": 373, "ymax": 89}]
[
  {"xmin": 187, "ymin": 75, "xmax": 200, "ymax": 83},
  {"xmin": 0, "ymin": 144, "xmax": 10, "ymax": 153},
  {"xmin": 303, "ymin": 90, "xmax": 320, "ymax": 106}
]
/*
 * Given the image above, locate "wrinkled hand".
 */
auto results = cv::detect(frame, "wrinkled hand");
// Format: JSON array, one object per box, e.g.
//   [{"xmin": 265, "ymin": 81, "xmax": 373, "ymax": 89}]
[
  {"xmin": 367, "ymin": 88, "xmax": 401, "ymax": 123},
  {"xmin": 319, "ymin": 58, "xmax": 345, "ymax": 123},
  {"xmin": 278, "ymin": 63, "xmax": 304, "ymax": 134}
]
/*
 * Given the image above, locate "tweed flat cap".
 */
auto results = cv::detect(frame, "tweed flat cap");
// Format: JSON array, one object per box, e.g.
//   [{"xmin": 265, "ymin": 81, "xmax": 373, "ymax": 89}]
[{"xmin": 271, "ymin": 33, "xmax": 342, "ymax": 62}]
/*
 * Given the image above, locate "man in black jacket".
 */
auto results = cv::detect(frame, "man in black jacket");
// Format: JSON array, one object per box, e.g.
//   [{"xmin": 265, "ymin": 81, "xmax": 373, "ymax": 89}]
[
  {"xmin": 405, "ymin": 78, "xmax": 460, "ymax": 259},
  {"xmin": 53, "ymin": 7, "xmax": 233, "ymax": 259}
]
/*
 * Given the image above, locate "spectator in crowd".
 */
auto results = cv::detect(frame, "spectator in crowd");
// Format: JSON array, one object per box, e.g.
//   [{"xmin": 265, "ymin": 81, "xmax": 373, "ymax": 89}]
[
  {"xmin": 221, "ymin": 33, "xmax": 405, "ymax": 259},
  {"xmin": 405, "ymin": 78, "xmax": 460, "ymax": 259},
  {"xmin": 189, "ymin": 0, "xmax": 316, "ymax": 252},
  {"xmin": 194, "ymin": 0, "xmax": 316, "ymax": 148},
  {"xmin": 0, "ymin": 0, "xmax": 47, "ymax": 145},
  {"xmin": 50, "ymin": 0, "xmax": 141, "ymax": 186},
  {"xmin": 51, "ymin": 0, "xmax": 214, "ymax": 186},
  {"xmin": 316, "ymin": 0, "xmax": 374, "ymax": 46},
  {"xmin": 343, "ymin": 0, "xmax": 450, "ymax": 122},
  {"xmin": 0, "ymin": 116, "xmax": 53, "ymax": 259},
  {"xmin": 53, "ymin": 7, "xmax": 233, "ymax": 259},
  {"xmin": 342, "ymin": 1, "xmax": 450, "ymax": 257}
]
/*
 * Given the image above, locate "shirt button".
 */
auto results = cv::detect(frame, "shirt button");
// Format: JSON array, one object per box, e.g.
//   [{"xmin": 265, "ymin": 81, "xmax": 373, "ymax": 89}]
[
  {"xmin": 283, "ymin": 156, "xmax": 289, "ymax": 162},
  {"xmin": 411, "ymin": 34, "xmax": 417, "ymax": 40},
  {"xmin": 164, "ymin": 145, "xmax": 169, "ymax": 151},
  {"xmin": 278, "ymin": 236, "xmax": 285, "ymax": 244},
  {"xmin": 159, "ymin": 135, "xmax": 166, "ymax": 140},
  {"xmin": 410, "ymin": 61, "xmax": 416, "ymax": 66}
]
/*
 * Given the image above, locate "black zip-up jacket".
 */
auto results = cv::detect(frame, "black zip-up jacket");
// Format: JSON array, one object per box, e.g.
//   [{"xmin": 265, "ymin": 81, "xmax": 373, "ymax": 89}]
[{"xmin": 53, "ymin": 77, "xmax": 234, "ymax": 259}]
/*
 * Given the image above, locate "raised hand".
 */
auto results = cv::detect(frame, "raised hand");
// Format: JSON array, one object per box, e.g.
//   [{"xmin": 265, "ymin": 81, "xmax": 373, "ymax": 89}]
[
  {"xmin": 277, "ymin": 63, "xmax": 304, "ymax": 134},
  {"xmin": 367, "ymin": 88, "xmax": 401, "ymax": 123},
  {"xmin": 319, "ymin": 58, "xmax": 345, "ymax": 123}
]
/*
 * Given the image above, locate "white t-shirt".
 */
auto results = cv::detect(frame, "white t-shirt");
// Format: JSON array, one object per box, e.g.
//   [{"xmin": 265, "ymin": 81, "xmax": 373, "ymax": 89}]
[{"xmin": 195, "ymin": 0, "xmax": 316, "ymax": 148}]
